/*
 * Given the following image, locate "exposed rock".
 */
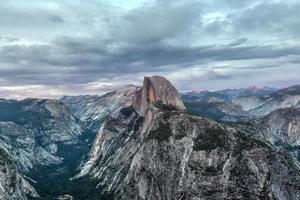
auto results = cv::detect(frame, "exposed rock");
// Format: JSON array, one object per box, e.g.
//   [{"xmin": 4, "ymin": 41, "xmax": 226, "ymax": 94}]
[
  {"xmin": 183, "ymin": 85, "xmax": 300, "ymax": 121},
  {"xmin": 0, "ymin": 122, "xmax": 36, "ymax": 171},
  {"xmin": 239, "ymin": 107, "xmax": 300, "ymax": 166},
  {"xmin": 258, "ymin": 107, "xmax": 300, "ymax": 146},
  {"xmin": 236, "ymin": 85, "xmax": 300, "ymax": 117},
  {"xmin": 0, "ymin": 77, "xmax": 299, "ymax": 199},
  {"xmin": 61, "ymin": 76, "xmax": 184, "ymax": 131},
  {"xmin": 77, "ymin": 77, "xmax": 300, "ymax": 200},
  {"xmin": 0, "ymin": 98, "xmax": 86, "ymax": 171},
  {"xmin": 55, "ymin": 194, "xmax": 74, "ymax": 200},
  {"xmin": 61, "ymin": 85, "xmax": 140, "ymax": 132},
  {"xmin": 78, "ymin": 103, "xmax": 300, "ymax": 200},
  {"xmin": 0, "ymin": 98, "xmax": 90, "ymax": 199},
  {"xmin": 232, "ymin": 96, "xmax": 265, "ymax": 111},
  {"xmin": 133, "ymin": 76, "xmax": 185, "ymax": 116},
  {"xmin": 0, "ymin": 147, "xmax": 39, "ymax": 200},
  {"xmin": 24, "ymin": 99, "xmax": 84, "ymax": 144}
]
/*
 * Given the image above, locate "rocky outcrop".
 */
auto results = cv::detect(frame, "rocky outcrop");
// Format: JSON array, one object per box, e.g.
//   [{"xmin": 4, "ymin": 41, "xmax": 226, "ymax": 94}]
[
  {"xmin": 232, "ymin": 96, "xmax": 265, "ymax": 111},
  {"xmin": 257, "ymin": 107, "xmax": 300, "ymax": 146},
  {"xmin": 236, "ymin": 85, "xmax": 300, "ymax": 117},
  {"xmin": 78, "ymin": 102, "xmax": 300, "ymax": 200},
  {"xmin": 133, "ymin": 76, "xmax": 185, "ymax": 116},
  {"xmin": 183, "ymin": 85, "xmax": 300, "ymax": 121},
  {"xmin": 61, "ymin": 85, "xmax": 140, "ymax": 132},
  {"xmin": 1, "ymin": 76, "xmax": 299, "ymax": 199},
  {"xmin": 77, "ymin": 76, "xmax": 300, "ymax": 200},
  {"xmin": 77, "ymin": 76, "xmax": 185, "ymax": 177},
  {"xmin": 238, "ymin": 107, "xmax": 300, "ymax": 166},
  {"xmin": 0, "ymin": 98, "xmax": 93, "ymax": 199},
  {"xmin": 23, "ymin": 98, "xmax": 84, "ymax": 144},
  {"xmin": 0, "ymin": 98, "xmax": 86, "ymax": 171},
  {"xmin": 0, "ymin": 147, "xmax": 38, "ymax": 200},
  {"xmin": 0, "ymin": 121, "xmax": 61, "ymax": 172},
  {"xmin": 61, "ymin": 76, "xmax": 184, "ymax": 131}
]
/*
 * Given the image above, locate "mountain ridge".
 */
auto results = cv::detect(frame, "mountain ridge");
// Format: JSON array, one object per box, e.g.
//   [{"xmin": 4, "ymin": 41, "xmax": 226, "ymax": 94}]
[
  {"xmin": 73, "ymin": 76, "xmax": 300, "ymax": 199},
  {"xmin": 0, "ymin": 76, "xmax": 300, "ymax": 199}
]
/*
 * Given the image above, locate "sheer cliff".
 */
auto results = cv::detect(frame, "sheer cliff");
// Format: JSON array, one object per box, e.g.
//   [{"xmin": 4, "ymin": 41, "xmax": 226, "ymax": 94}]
[{"xmin": 77, "ymin": 76, "xmax": 300, "ymax": 200}]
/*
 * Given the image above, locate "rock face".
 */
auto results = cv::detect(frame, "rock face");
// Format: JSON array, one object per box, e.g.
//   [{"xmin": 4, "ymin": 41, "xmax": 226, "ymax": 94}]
[
  {"xmin": 78, "ymin": 76, "xmax": 300, "ymax": 200},
  {"xmin": 133, "ymin": 76, "xmax": 185, "ymax": 116},
  {"xmin": 61, "ymin": 85, "xmax": 140, "ymax": 132},
  {"xmin": 79, "ymin": 103, "xmax": 300, "ymax": 200},
  {"xmin": 0, "ymin": 121, "xmax": 41, "ymax": 172},
  {"xmin": 61, "ymin": 76, "xmax": 185, "ymax": 131},
  {"xmin": 0, "ymin": 147, "xmax": 38, "ymax": 200},
  {"xmin": 77, "ymin": 76, "xmax": 185, "ymax": 177},
  {"xmin": 0, "ymin": 98, "xmax": 84, "ymax": 145},
  {"xmin": 239, "ymin": 107, "xmax": 300, "ymax": 165},
  {"xmin": 257, "ymin": 107, "xmax": 300, "ymax": 146},
  {"xmin": 0, "ymin": 98, "xmax": 85, "ymax": 170},
  {"xmin": 0, "ymin": 98, "xmax": 88, "ymax": 199},
  {"xmin": 232, "ymin": 96, "xmax": 265, "ymax": 111},
  {"xmin": 233, "ymin": 85, "xmax": 300, "ymax": 117},
  {"xmin": 1, "ymin": 76, "xmax": 300, "ymax": 199},
  {"xmin": 24, "ymin": 99, "xmax": 85, "ymax": 144},
  {"xmin": 183, "ymin": 85, "xmax": 300, "ymax": 122}
]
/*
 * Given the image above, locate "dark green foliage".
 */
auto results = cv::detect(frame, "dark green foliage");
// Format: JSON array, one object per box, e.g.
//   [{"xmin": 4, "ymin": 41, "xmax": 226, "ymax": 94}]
[
  {"xmin": 183, "ymin": 101, "xmax": 228, "ymax": 122},
  {"xmin": 119, "ymin": 106, "xmax": 135, "ymax": 117},
  {"xmin": 269, "ymin": 85, "xmax": 300, "ymax": 100},
  {"xmin": 228, "ymin": 160, "xmax": 258, "ymax": 199},
  {"xmin": 204, "ymin": 166, "xmax": 219, "ymax": 176},
  {"xmin": 234, "ymin": 131, "xmax": 270, "ymax": 154},
  {"xmin": 258, "ymin": 171, "xmax": 273, "ymax": 200},
  {"xmin": 174, "ymin": 122, "xmax": 188, "ymax": 140},
  {"xmin": 0, "ymin": 147, "xmax": 13, "ymax": 166},
  {"xmin": 181, "ymin": 92, "xmax": 230, "ymax": 102},
  {"xmin": 0, "ymin": 99, "xmax": 51, "ymax": 126},
  {"xmin": 26, "ymin": 129, "xmax": 104, "ymax": 200},
  {"xmin": 201, "ymin": 188, "xmax": 223, "ymax": 197},
  {"xmin": 153, "ymin": 101, "xmax": 180, "ymax": 112},
  {"xmin": 147, "ymin": 121, "xmax": 172, "ymax": 141},
  {"xmin": 193, "ymin": 126, "xmax": 230, "ymax": 151}
]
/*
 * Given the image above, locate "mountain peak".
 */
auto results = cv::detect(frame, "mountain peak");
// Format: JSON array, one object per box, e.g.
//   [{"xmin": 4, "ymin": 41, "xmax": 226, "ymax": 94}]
[
  {"xmin": 134, "ymin": 76, "xmax": 185, "ymax": 116},
  {"xmin": 247, "ymin": 85, "xmax": 262, "ymax": 92}
]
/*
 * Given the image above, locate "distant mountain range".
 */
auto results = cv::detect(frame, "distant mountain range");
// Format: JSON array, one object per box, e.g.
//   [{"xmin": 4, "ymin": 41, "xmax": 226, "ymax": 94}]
[
  {"xmin": 182, "ymin": 85, "xmax": 278, "ymax": 101},
  {"xmin": 0, "ymin": 77, "xmax": 299, "ymax": 199},
  {"xmin": 182, "ymin": 85, "xmax": 300, "ymax": 121}
]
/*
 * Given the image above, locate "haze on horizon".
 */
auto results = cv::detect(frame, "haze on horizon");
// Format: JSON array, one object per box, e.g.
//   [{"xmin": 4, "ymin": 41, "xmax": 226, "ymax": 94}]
[{"xmin": 0, "ymin": 0, "xmax": 300, "ymax": 99}]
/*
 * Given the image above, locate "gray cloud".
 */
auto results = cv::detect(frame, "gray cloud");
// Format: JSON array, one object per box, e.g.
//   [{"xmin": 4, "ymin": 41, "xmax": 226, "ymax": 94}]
[
  {"xmin": 1, "ymin": 39, "xmax": 300, "ymax": 86},
  {"xmin": 226, "ymin": 38, "xmax": 248, "ymax": 47},
  {"xmin": 0, "ymin": 35, "xmax": 19, "ymax": 42},
  {"xmin": 0, "ymin": 0, "xmax": 300, "ymax": 98},
  {"xmin": 231, "ymin": 2, "xmax": 300, "ymax": 35},
  {"xmin": 113, "ymin": 2, "xmax": 202, "ymax": 43},
  {"xmin": 48, "ymin": 15, "xmax": 65, "ymax": 23},
  {"xmin": 208, "ymin": 1, "xmax": 300, "ymax": 39}
]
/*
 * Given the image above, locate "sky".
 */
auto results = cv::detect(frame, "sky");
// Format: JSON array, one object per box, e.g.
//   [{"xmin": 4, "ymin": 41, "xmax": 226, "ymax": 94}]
[{"xmin": 0, "ymin": 0, "xmax": 300, "ymax": 99}]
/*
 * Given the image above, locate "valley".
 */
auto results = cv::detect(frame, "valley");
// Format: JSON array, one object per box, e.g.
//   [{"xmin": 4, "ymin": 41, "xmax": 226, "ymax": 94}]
[{"xmin": 0, "ymin": 77, "xmax": 299, "ymax": 199}]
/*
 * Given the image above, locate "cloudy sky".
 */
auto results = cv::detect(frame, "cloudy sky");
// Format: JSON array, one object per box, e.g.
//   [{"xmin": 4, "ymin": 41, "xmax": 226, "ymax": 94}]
[{"xmin": 0, "ymin": 0, "xmax": 300, "ymax": 99}]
